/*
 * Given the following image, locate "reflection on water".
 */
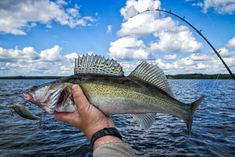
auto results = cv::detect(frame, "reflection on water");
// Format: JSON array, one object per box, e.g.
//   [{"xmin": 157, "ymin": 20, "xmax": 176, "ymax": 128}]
[{"xmin": 0, "ymin": 79, "xmax": 234, "ymax": 156}]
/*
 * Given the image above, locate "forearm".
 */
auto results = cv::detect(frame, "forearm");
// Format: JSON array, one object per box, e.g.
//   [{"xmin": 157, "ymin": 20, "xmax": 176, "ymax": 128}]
[
  {"xmin": 87, "ymin": 128, "xmax": 136, "ymax": 157},
  {"xmin": 93, "ymin": 135, "xmax": 122, "ymax": 150},
  {"xmin": 93, "ymin": 141, "xmax": 136, "ymax": 157}
]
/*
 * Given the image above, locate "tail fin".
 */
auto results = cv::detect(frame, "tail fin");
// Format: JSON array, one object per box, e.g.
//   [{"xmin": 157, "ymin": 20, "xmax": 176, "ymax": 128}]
[{"xmin": 185, "ymin": 96, "xmax": 205, "ymax": 134}]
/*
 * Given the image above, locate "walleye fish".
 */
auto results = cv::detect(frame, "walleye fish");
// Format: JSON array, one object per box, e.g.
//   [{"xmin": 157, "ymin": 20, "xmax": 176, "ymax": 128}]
[{"xmin": 23, "ymin": 55, "xmax": 204, "ymax": 133}]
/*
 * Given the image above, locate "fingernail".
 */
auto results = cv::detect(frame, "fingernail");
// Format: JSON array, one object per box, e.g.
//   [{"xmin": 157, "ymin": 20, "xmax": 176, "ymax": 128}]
[{"xmin": 72, "ymin": 84, "xmax": 79, "ymax": 90}]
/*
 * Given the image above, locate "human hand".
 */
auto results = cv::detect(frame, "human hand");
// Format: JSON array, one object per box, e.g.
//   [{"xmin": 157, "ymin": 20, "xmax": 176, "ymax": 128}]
[{"xmin": 54, "ymin": 84, "xmax": 121, "ymax": 149}]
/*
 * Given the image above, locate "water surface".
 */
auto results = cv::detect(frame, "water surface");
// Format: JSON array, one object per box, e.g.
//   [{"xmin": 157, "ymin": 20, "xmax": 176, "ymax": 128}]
[{"xmin": 0, "ymin": 79, "xmax": 234, "ymax": 157}]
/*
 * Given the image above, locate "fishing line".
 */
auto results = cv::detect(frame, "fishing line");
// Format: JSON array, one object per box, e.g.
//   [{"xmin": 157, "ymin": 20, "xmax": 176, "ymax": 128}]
[
  {"xmin": 204, "ymin": 11, "xmax": 222, "ymax": 90},
  {"xmin": 212, "ymin": 74, "xmax": 220, "ymax": 91},
  {"xmin": 38, "ymin": 113, "xmax": 43, "ymax": 128}
]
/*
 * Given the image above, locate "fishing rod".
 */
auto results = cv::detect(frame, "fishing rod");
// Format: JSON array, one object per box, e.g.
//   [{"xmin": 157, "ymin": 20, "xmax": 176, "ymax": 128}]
[{"xmin": 130, "ymin": 8, "xmax": 235, "ymax": 81}]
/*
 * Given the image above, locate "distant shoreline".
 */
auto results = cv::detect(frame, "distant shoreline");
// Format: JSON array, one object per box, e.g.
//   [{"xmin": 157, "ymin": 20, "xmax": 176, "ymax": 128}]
[
  {"xmin": 167, "ymin": 74, "xmax": 234, "ymax": 79},
  {"xmin": 0, "ymin": 74, "xmax": 234, "ymax": 79},
  {"xmin": 0, "ymin": 76, "xmax": 64, "ymax": 79}
]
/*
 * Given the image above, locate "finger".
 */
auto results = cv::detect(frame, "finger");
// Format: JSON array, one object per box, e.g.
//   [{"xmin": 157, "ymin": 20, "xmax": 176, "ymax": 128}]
[
  {"xmin": 72, "ymin": 84, "xmax": 90, "ymax": 113},
  {"xmin": 54, "ymin": 111, "xmax": 78, "ymax": 123}
]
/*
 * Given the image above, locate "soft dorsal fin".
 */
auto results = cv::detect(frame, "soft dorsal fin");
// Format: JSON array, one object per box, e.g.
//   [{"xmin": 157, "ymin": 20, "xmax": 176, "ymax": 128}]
[
  {"xmin": 129, "ymin": 62, "xmax": 173, "ymax": 96},
  {"xmin": 74, "ymin": 55, "xmax": 124, "ymax": 76}
]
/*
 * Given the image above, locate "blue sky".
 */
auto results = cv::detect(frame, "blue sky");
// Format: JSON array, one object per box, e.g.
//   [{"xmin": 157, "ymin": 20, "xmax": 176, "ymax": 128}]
[{"xmin": 0, "ymin": 0, "xmax": 235, "ymax": 76}]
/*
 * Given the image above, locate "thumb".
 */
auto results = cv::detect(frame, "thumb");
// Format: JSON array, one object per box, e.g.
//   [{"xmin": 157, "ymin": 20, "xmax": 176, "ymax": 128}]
[{"xmin": 72, "ymin": 84, "xmax": 90, "ymax": 113}]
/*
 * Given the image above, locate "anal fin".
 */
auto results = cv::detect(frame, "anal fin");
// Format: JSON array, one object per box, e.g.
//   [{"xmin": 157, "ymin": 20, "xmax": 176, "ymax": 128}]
[{"xmin": 130, "ymin": 113, "xmax": 156, "ymax": 129}]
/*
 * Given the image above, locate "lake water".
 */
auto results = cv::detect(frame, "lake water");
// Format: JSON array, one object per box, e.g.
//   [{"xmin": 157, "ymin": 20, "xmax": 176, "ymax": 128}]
[{"xmin": 0, "ymin": 79, "xmax": 234, "ymax": 157}]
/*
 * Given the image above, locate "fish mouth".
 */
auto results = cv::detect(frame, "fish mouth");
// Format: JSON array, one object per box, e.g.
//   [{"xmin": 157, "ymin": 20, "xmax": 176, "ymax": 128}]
[
  {"xmin": 55, "ymin": 88, "xmax": 69, "ymax": 109},
  {"xmin": 23, "ymin": 92, "xmax": 43, "ymax": 107},
  {"xmin": 23, "ymin": 84, "xmax": 73, "ymax": 114},
  {"xmin": 23, "ymin": 84, "xmax": 63, "ymax": 113}
]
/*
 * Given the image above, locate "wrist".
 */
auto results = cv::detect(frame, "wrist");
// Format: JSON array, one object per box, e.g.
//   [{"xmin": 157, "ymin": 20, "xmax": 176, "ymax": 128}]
[
  {"xmin": 85, "ymin": 122, "xmax": 115, "ymax": 140},
  {"xmin": 93, "ymin": 135, "xmax": 122, "ymax": 150},
  {"xmin": 90, "ymin": 127, "xmax": 122, "ymax": 150}
]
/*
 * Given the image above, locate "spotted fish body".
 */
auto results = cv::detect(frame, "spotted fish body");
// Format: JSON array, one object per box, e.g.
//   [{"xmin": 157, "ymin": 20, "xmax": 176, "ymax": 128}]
[{"xmin": 23, "ymin": 55, "xmax": 204, "ymax": 133}]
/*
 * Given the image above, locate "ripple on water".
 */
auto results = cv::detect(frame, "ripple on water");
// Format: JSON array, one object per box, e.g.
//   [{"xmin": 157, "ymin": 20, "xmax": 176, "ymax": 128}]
[{"xmin": 0, "ymin": 79, "xmax": 234, "ymax": 156}]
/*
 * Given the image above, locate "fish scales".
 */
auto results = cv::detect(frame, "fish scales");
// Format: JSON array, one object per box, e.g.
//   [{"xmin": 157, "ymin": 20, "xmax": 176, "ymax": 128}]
[{"xmin": 47, "ymin": 74, "xmax": 190, "ymax": 126}]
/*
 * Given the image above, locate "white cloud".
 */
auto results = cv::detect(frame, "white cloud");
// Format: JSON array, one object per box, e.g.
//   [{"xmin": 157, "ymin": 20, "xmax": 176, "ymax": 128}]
[
  {"xmin": 226, "ymin": 36, "xmax": 235, "ymax": 48},
  {"xmin": 118, "ymin": 14, "xmax": 175, "ymax": 36},
  {"xmin": 109, "ymin": 36, "xmax": 149, "ymax": 59},
  {"xmin": 108, "ymin": 0, "xmax": 234, "ymax": 74},
  {"xmin": 106, "ymin": 25, "xmax": 112, "ymax": 33},
  {"xmin": 164, "ymin": 54, "xmax": 177, "ymax": 60},
  {"xmin": 22, "ymin": 47, "xmax": 40, "ymax": 60},
  {"xmin": 203, "ymin": 0, "xmax": 235, "ymax": 13},
  {"xmin": 0, "ymin": 45, "xmax": 78, "ymax": 76},
  {"xmin": 0, "ymin": 46, "xmax": 39, "ymax": 61},
  {"xmin": 0, "ymin": 0, "xmax": 95, "ymax": 35},
  {"xmin": 65, "ymin": 52, "xmax": 78, "ymax": 60},
  {"xmin": 149, "ymin": 25, "xmax": 203, "ymax": 53},
  {"xmin": 118, "ymin": 52, "xmax": 223, "ymax": 75},
  {"xmin": 109, "ymin": 0, "xmax": 203, "ymax": 60},
  {"xmin": 218, "ymin": 47, "xmax": 229, "ymax": 56},
  {"xmin": 120, "ymin": 0, "xmax": 161, "ymax": 20},
  {"xmin": 157, "ymin": 51, "xmax": 235, "ymax": 74},
  {"xmin": 189, "ymin": 0, "xmax": 235, "ymax": 14},
  {"xmin": 190, "ymin": 53, "xmax": 209, "ymax": 61},
  {"xmin": 40, "ymin": 45, "xmax": 62, "ymax": 61},
  {"xmin": 178, "ymin": 57, "xmax": 195, "ymax": 66},
  {"xmin": 0, "ymin": 45, "xmax": 234, "ymax": 76},
  {"xmin": 197, "ymin": 63, "xmax": 207, "ymax": 69},
  {"xmin": 119, "ymin": 61, "xmax": 140, "ymax": 75}
]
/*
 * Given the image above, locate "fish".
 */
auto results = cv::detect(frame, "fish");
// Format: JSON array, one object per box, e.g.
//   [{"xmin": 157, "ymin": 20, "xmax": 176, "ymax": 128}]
[
  {"xmin": 23, "ymin": 55, "xmax": 204, "ymax": 133},
  {"xmin": 10, "ymin": 103, "xmax": 40, "ymax": 120}
]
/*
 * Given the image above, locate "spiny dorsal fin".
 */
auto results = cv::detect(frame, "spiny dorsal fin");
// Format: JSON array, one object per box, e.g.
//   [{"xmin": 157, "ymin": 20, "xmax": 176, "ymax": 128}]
[
  {"xmin": 74, "ymin": 55, "xmax": 124, "ymax": 76},
  {"xmin": 130, "ymin": 113, "xmax": 156, "ymax": 129},
  {"xmin": 129, "ymin": 62, "xmax": 173, "ymax": 96}
]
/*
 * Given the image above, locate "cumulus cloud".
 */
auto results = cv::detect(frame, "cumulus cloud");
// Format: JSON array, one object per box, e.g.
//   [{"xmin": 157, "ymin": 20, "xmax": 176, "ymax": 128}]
[
  {"xmin": 109, "ymin": 0, "xmax": 203, "ymax": 60},
  {"xmin": 149, "ymin": 25, "xmax": 203, "ymax": 53},
  {"xmin": 1, "ymin": 44, "xmax": 234, "ymax": 76},
  {"xmin": 117, "ymin": 47, "xmax": 235, "ymax": 75},
  {"xmin": 203, "ymin": 0, "xmax": 235, "ymax": 14},
  {"xmin": 0, "ymin": 45, "xmax": 77, "ymax": 76},
  {"xmin": 226, "ymin": 36, "xmax": 235, "ymax": 48},
  {"xmin": 118, "ymin": 14, "xmax": 175, "ymax": 36},
  {"xmin": 22, "ymin": 47, "xmax": 40, "ymax": 60},
  {"xmin": 0, "ymin": 0, "xmax": 95, "ymax": 35},
  {"xmin": 109, "ymin": 36, "xmax": 149, "ymax": 59},
  {"xmin": 154, "ymin": 52, "xmax": 234, "ymax": 74},
  {"xmin": 65, "ymin": 52, "xmax": 78, "ymax": 60},
  {"xmin": 40, "ymin": 45, "xmax": 62, "ymax": 61},
  {"xmin": 164, "ymin": 54, "xmax": 177, "ymax": 60},
  {"xmin": 0, "ymin": 46, "xmax": 39, "ymax": 61},
  {"xmin": 120, "ymin": 0, "xmax": 161, "ymax": 20},
  {"xmin": 189, "ymin": 0, "xmax": 235, "ymax": 14}
]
